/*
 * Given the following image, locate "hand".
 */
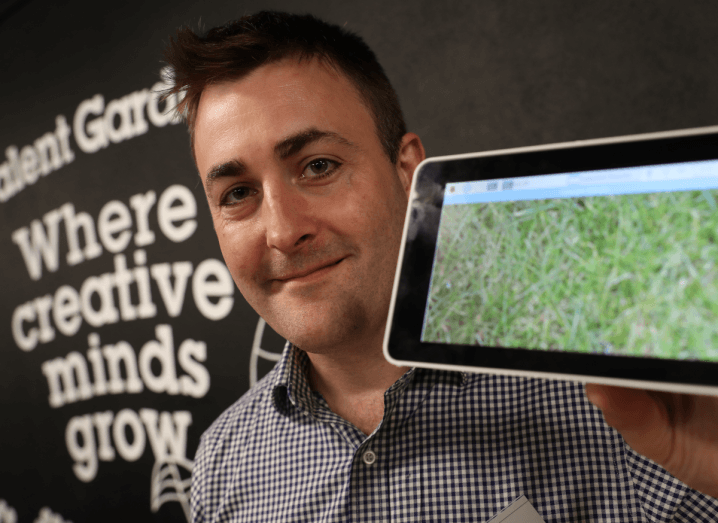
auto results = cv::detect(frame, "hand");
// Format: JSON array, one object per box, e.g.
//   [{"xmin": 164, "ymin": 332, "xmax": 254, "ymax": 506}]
[{"xmin": 585, "ymin": 383, "xmax": 718, "ymax": 498}]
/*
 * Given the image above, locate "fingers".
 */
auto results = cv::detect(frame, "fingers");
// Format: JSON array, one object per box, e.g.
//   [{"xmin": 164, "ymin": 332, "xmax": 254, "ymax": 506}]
[
  {"xmin": 586, "ymin": 384, "xmax": 718, "ymax": 498},
  {"xmin": 585, "ymin": 384, "xmax": 663, "ymax": 429},
  {"xmin": 585, "ymin": 383, "xmax": 673, "ymax": 462}
]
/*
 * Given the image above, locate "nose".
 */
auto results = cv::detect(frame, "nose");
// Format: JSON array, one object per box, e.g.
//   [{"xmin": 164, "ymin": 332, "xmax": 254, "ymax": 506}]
[{"xmin": 262, "ymin": 180, "xmax": 317, "ymax": 253}]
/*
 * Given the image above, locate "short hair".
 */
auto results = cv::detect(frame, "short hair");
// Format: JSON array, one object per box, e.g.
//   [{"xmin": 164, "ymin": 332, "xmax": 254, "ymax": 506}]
[{"xmin": 164, "ymin": 10, "xmax": 407, "ymax": 164}]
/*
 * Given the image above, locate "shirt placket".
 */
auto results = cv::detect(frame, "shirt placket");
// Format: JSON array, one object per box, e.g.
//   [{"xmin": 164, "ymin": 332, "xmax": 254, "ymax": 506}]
[
  {"xmin": 348, "ymin": 369, "xmax": 430, "ymax": 523},
  {"xmin": 348, "ymin": 415, "xmax": 389, "ymax": 522},
  {"xmin": 309, "ymin": 387, "xmax": 399, "ymax": 522}
]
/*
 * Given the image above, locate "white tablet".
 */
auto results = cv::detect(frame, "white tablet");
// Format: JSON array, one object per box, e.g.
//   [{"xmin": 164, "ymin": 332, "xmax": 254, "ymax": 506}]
[{"xmin": 384, "ymin": 126, "xmax": 718, "ymax": 395}]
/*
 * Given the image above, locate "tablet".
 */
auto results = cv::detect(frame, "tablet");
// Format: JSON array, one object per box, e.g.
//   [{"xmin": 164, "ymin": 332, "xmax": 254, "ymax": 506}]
[{"xmin": 384, "ymin": 126, "xmax": 718, "ymax": 395}]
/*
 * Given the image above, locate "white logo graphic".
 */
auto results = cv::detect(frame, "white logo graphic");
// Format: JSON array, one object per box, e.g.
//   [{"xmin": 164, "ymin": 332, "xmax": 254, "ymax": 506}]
[
  {"xmin": 33, "ymin": 507, "xmax": 71, "ymax": 523},
  {"xmin": 150, "ymin": 457, "xmax": 193, "ymax": 522},
  {"xmin": 249, "ymin": 318, "xmax": 283, "ymax": 387},
  {"xmin": 0, "ymin": 500, "xmax": 17, "ymax": 523}
]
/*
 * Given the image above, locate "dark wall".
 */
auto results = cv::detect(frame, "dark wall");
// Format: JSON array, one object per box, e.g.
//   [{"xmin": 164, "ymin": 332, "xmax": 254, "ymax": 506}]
[{"xmin": 1, "ymin": 1, "xmax": 716, "ymax": 521}]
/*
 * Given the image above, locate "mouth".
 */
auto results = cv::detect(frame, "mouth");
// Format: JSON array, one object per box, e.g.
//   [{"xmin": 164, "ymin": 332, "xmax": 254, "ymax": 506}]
[{"xmin": 274, "ymin": 258, "xmax": 345, "ymax": 284}]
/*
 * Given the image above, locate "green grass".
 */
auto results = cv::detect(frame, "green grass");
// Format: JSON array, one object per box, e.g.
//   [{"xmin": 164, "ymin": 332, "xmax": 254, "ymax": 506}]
[{"xmin": 422, "ymin": 189, "xmax": 718, "ymax": 362}]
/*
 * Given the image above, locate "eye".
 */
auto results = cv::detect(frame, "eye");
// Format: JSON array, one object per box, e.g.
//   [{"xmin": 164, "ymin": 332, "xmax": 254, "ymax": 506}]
[
  {"xmin": 222, "ymin": 185, "xmax": 255, "ymax": 205},
  {"xmin": 301, "ymin": 158, "xmax": 340, "ymax": 180}
]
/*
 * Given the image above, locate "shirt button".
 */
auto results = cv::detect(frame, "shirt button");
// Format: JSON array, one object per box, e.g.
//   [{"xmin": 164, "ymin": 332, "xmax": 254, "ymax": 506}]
[{"xmin": 362, "ymin": 450, "xmax": 377, "ymax": 465}]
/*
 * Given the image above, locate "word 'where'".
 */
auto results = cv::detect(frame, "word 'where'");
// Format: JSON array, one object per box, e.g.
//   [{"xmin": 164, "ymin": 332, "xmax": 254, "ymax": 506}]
[{"xmin": 12, "ymin": 184, "xmax": 196, "ymax": 281}]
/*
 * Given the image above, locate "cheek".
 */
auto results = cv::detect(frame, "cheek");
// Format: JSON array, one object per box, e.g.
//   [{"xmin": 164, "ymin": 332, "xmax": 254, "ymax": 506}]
[
  {"xmin": 341, "ymin": 171, "xmax": 405, "ymax": 229},
  {"xmin": 356, "ymin": 177, "xmax": 407, "ymax": 236},
  {"xmin": 215, "ymin": 224, "xmax": 260, "ymax": 288},
  {"xmin": 332, "ymin": 196, "xmax": 387, "ymax": 244}
]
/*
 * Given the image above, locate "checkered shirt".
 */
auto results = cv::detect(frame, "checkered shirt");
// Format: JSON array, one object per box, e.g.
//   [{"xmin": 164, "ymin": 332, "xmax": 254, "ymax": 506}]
[{"xmin": 191, "ymin": 344, "xmax": 718, "ymax": 522}]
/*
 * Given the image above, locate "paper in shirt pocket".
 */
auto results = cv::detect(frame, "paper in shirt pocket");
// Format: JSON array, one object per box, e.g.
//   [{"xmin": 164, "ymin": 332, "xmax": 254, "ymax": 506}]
[{"xmin": 486, "ymin": 496, "xmax": 545, "ymax": 523}]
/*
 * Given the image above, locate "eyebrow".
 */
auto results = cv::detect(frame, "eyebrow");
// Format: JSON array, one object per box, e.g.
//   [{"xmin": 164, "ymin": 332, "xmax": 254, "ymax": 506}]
[
  {"xmin": 203, "ymin": 127, "xmax": 356, "ymax": 191},
  {"xmin": 274, "ymin": 128, "xmax": 356, "ymax": 160},
  {"xmin": 204, "ymin": 160, "xmax": 247, "ymax": 190}
]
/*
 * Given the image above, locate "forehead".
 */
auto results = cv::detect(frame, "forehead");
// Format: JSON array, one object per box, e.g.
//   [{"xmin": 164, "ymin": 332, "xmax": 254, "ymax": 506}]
[{"xmin": 193, "ymin": 59, "xmax": 376, "ymax": 175}]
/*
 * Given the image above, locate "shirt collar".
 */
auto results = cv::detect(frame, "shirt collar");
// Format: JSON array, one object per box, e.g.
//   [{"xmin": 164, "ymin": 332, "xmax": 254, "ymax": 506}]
[
  {"xmin": 271, "ymin": 343, "xmax": 314, "ymax": 415},
  {"xmin": 271, "ymin": 342, "xmax": 467, "ymax": 416}
]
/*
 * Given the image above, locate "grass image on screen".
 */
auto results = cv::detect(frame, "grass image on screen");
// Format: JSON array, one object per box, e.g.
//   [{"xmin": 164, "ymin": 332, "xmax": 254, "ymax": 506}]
[{"xmin": 422, "ymin": 189, "xmax": 718, "ymax": 362}]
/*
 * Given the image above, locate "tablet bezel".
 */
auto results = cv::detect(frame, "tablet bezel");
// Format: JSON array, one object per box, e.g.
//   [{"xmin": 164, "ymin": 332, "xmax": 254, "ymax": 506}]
[{"xmin": 384, "ymin": 126, "xmax": 718, "ymax": 396}]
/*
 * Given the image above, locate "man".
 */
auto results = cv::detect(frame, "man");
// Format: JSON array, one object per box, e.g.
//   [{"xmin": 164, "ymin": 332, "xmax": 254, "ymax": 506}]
[{"xmin": 163, "ymin": 11, "xmax": 718, "ymax": 522}]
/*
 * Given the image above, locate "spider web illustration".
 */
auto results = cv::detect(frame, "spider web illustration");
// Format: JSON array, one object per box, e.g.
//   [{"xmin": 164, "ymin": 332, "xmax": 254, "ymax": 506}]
[
  {"xmin": 249, "ymin": 317, "xmax": 283, "ymax": 387},
  {"xmin": 150, "ymin": 457, "xmax": 194, "ymax": 522}
]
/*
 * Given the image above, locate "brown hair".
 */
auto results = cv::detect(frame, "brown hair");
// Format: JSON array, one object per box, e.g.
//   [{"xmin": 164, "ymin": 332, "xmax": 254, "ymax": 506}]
[{"xmin": 164, "ymin": 10, "xmax": 407, "ymax": 164}]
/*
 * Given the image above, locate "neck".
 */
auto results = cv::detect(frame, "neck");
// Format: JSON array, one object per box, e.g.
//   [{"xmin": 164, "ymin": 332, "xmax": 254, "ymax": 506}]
[{"xmin": 305, "ymin": 339, "xmax": 409, "ymax": 436}]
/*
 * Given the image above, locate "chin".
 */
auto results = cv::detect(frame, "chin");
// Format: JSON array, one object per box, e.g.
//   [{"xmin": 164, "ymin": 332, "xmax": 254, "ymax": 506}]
[
  {"xmin": 278, "ymin": 320, "xmax": 360, "ymax": 355},
  {"xmin": 266, "ymin": 299, "xmax": 372, "ymax": 355}
]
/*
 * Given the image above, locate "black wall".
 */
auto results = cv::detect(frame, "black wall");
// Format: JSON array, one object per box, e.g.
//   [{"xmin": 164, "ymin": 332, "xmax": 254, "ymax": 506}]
[{"xmin": 1, "ymin": 1, "xmax": 717, "ymax": 521}]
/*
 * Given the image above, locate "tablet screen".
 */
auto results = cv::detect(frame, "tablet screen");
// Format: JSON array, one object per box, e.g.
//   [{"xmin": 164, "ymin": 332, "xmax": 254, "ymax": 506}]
[
  {"xmin": 385, "ymin": 127, "xmax": 718, "ymax": 394},
  {"xmin": 423, "ymin": 160, "xmax": 718, "ymax": 362}
]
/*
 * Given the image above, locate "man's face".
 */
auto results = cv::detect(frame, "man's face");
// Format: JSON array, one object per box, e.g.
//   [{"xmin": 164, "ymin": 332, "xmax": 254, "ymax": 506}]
[{"xmin": 193, "ymin": 58, "xmax": 422, "ymax": 354}]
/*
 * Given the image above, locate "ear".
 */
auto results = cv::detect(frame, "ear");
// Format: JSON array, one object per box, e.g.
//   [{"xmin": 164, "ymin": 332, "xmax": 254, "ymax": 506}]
[{"xmin": 395, "ymin": 133, "xmax": 426, "ymax": 197}]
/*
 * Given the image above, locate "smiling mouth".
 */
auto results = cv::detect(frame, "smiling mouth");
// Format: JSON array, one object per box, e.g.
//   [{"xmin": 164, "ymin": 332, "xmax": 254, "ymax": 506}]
[{"xmin": 275, "ymin": 258, "xmax": 344, "ymax": 283}]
